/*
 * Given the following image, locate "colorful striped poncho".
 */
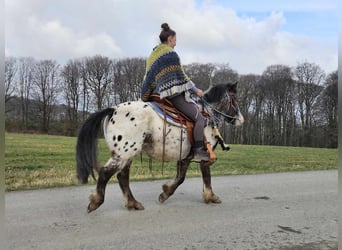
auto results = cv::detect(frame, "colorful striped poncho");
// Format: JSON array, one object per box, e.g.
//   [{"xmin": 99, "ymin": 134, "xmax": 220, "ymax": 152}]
[{"xmin": 141, "ymin": 44, "xmax": 195, "ymax": 102}]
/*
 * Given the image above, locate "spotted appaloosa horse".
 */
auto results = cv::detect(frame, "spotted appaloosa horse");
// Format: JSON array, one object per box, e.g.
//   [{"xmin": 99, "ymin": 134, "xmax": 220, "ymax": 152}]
[{"xmin": 76, "ymin": 83, "xmax": 244, "ymax": 213}]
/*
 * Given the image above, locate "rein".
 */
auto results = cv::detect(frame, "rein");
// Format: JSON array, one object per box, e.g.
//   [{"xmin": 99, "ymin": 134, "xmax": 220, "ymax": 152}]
[
  {"xmin": 201, "ymin": 91, "xmax": 239, "ymax": 124},
  {"xmin": 153, "ymin": 89, "xmax": 239, "ymax": 172}
]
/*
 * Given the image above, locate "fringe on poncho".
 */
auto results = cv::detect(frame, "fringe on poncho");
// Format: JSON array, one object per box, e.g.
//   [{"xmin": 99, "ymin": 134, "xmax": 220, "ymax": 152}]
[{"xmin": 141, "ymin": 44, "xmax": 195, "ymax": 102}]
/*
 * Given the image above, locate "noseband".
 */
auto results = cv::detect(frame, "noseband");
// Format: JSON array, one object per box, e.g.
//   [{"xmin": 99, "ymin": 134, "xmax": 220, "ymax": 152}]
[
  {"xmin": 222, "ymin": 91, "xmax": 240, "ymax": 124},
  {"xmin": 202, "ymin": 91, "xmax": 240, "ymax": 125}
]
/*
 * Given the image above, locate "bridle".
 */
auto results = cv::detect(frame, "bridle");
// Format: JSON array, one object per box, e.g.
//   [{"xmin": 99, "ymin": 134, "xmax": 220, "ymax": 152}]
[{"xmin": 201, "ymin": 90, "xmax": 240, "ymax": 125}]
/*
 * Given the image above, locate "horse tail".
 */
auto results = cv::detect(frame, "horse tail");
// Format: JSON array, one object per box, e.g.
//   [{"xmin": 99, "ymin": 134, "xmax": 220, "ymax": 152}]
[{"xmin": 76, "ymin": 108, "xmax": 114, "ymax": 184}]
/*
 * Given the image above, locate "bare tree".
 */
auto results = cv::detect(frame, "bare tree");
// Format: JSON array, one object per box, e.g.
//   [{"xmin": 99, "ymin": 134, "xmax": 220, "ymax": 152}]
[
  {"xmin": 5, "ymin": 57, "xmax": 17, "ymax": 111},
  {"xmin": 78, "ymin": 59, "xmax": 91, "ymax": 122},
  {"xmin": 17, "ymin": 57, "xmax": 35, "ymax": 126},
  {"xmin": 212, "ymin": 63, "xmax": 238, "ymax": 86},
  {"xmin": 61, "ymin": 59, "xmax": 82, "ymax": 135},
  {"xmin": 129, "ymin": 57, "xmax": 146, "ymax": 101},
  {"xmin": 3, "ymin": 54, "xmax": 337, "ymax": 148},
  {"xmin": 112, "ymin": 57, "xmax": 145, "ymax": 103},
  {"xmin": 183, "ymin": 63, "xmax": 215, "ymax": 90},
  {"xmin": 32, "ymin": 60, "xmax": 61, "ymax": 132},
  {"xmin": 294, "ymin": 62, "xmax": 325, "ymax": 146},
  {"xmin": 260, "ymin": 65, "xmax": 295, "ymax": 145},
  {"xmin": 319, "ymin": 70, "xmax": 337, "ymax": 147},
  {"xmin": 112, "ymin": 59, "xmax": 125, "ymax": 104},
  {"xmin": 84, "ymin": 55, "xmax": 113, "ymax": 110},
  {"xmin": 236, "ymin": 74, "xmax": 261, "ymax": 144},
  {"xmin": 183, "ymin": 63, "xmax": 238, "ymax": 91}
]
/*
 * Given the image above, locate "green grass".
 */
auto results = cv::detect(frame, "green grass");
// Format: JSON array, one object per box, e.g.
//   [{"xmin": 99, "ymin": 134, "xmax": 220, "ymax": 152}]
[{"xmin": 5, "ymin": 133, "xmax": 338, "ymax": 191}]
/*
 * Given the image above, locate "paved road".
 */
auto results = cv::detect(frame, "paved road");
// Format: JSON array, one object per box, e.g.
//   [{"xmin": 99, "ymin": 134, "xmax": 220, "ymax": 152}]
[{"xmin": 5, "ymin": 170, "xmax": 337, "ymax": 250}]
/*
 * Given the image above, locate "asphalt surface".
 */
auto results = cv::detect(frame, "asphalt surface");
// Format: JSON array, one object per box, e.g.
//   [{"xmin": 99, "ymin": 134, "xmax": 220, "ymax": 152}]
[{"xmin": 5, "ymin": 170, "xmax": 338, "ymax": 250}]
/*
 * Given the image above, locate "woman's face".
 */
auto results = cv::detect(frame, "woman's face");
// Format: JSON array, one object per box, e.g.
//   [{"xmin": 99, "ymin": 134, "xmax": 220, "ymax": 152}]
[{"xmin": 167, "ymin": 35, "xmax": 176, "ymax": 48}]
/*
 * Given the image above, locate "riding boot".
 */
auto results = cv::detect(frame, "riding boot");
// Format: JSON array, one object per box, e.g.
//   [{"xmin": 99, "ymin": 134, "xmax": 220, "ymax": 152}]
[{"xmin": 192, "ymin": 147, "xmax": 210, "ymax": 162}]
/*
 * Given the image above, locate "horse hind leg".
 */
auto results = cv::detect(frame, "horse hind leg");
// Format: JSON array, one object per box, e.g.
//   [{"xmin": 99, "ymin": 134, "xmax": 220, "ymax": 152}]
[
  {"xmin": 88, "ymin": 156, "xmax": 119, "ymax": 213},
  {"xmin": 117, "ymin": 160, "xmax": 144, "ymax": 210},
  {"xmin": 159, "ymin": 158, "xmax": 191, "ymax": 203},
  {"xmin": 200, "ymin": 161, "xmax": 222, "ymax": 204}
]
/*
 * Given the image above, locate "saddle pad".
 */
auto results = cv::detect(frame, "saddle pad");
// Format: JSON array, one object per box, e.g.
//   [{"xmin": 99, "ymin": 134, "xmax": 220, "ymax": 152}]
[{"xmin": 148, "ymin": 102, "xmax": 187, "ymax": 128}]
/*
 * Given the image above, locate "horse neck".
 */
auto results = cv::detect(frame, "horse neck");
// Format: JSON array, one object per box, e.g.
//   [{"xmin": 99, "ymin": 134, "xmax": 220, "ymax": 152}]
[{"xmin": 202, "ymin": 102, "xmax": 224, "ymax": 128}]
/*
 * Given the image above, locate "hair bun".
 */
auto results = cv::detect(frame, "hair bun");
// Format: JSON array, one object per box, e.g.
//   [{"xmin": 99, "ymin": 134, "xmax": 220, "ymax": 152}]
[
  {"xmin": 161, "ymin": 23, "xmax": 170, "ymax": 31},
  {"xmin": 159, "ymin": 23, "xmax": 176, "ymax": 43}
]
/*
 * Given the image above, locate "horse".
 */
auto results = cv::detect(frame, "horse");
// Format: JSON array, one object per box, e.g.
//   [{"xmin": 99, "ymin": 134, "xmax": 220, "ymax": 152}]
[{"xmin": 76, "ymin": 82, "xmax": 244, "ymax": 213}]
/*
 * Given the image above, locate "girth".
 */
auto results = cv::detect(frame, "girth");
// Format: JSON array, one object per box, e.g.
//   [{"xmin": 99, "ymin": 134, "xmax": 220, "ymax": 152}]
[
  {"xmin": 149, "ymin": 94, "xmax": 217, "ymax": 171},
  {"xmin": 149, "ymin": 94, "xmax": 207, "ymax": 146}
]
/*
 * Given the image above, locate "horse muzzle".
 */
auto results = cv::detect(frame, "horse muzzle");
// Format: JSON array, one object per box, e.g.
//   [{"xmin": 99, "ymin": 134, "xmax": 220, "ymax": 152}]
[{"xmin": 234, "ymin": 112, "xmax": 245, "ymax": 127}]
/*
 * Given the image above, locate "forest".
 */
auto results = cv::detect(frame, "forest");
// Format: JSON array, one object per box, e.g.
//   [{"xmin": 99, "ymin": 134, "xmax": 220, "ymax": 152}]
[{"xmin": 5, "ymin": 55, "xmax": 338, "ymax": 148}]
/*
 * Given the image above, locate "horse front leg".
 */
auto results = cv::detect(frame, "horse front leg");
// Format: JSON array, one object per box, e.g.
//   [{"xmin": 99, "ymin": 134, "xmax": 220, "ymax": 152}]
[
  {"xmin": 159, "ymin": 158, "xmax": 191, "ymax": 203},
  {"xmin": 117, "ymin": 160, "xmax": 144, "ymax": 210},
  {"xmin": 200, "ymin": 161, "xmax": 222, "ymax": 204},
  {"xmin": 88, "ymin": 158, "xmax": 119, "ymax": 213}
]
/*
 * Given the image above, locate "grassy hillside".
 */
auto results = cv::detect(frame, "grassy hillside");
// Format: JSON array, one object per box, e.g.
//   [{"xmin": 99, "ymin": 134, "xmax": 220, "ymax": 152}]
[{"xmin": 5, "ymin": 133, "xmax": 338, "ymax": 191}]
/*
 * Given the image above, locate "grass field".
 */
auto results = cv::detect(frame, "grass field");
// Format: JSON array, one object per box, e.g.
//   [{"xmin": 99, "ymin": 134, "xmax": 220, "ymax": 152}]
[{"xmin": 5, "ymin": 133, "xmax": 338, "ymax": 191}]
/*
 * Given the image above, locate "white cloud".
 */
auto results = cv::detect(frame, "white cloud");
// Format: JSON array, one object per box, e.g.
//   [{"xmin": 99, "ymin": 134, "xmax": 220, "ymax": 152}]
[
  {"xmin": 5, "ymin": 0, "xmax": 337, "ymax": 74},
  {"xmin": 5, "ymin": 6, "xmax": 122, "ymax": 62},
  {"xmin": 214, "ymin": 0, "xmax": 337, "ymax": 12}
]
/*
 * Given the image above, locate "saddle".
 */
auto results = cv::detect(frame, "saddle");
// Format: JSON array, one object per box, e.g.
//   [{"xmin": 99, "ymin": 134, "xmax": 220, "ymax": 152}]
[
  {"xmin": 149, "ymin": 94, "xmax": 198, "ymax": 145},
  {"xmin": 149, "ymin": 94, "xmax": 216, "ymax": 162}
]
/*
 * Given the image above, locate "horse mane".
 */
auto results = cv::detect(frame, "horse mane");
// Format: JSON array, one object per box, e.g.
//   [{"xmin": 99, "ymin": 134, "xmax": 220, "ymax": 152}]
[
  {"xmin": 203, "ymin": 84, "xmax": 228, "ymax": 103},
  {"xmin": 203, "ymin": 82, "xmax": 238, "ymax": 103}
]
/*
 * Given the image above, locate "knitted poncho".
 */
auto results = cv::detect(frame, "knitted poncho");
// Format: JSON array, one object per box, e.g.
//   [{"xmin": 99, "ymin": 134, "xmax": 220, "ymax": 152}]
[{"xmin": 141, "ymin": 44, "xmax": 195, "ymax": 101}]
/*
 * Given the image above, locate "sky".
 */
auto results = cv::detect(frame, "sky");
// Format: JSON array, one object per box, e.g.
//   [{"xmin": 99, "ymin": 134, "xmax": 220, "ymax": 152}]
[{"xmin": 5, "ymin": 0, "xmax": 338, "ymax": 75}]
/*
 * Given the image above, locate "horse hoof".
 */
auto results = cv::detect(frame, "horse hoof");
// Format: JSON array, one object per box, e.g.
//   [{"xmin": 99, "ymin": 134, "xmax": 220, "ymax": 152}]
[
  {"xmin": 159, "ymin": 192, "xmax": 169, "ymax": 203},
  {"xmin": 88, "ymin": 191, "xmax": 104, "ymax": 213},
  {"xmin": 126, "ymin": 201, "xmax": 144, "ymax": 210},
  {"xmin": 204, "ymin": 198, "xmax": 222, "ymax": 204},
  {"xmin": 134, "ymin": 202, "xmax": 145, "ymax": 210},
  {"xmin": 203, "ymin": 192, "xmax": 222, "ymax": 204},
  {"xmin": 211, "ymin": 196, "xmax": 222, "ymax": 204},
  {"xmin": 87, "ymin": 202, "xmax": 100, "ymax": 213}
]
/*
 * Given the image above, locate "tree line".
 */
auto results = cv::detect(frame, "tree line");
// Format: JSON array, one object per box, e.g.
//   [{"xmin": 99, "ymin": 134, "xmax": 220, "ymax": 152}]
[{"xmin": 5, "ymin": 55, "xmax": 337, "ymax": 148}]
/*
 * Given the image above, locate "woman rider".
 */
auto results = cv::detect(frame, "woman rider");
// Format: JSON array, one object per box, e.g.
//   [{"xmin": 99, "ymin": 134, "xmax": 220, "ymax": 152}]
[{"xmin": 141, "ymin": 23, "xmax": 209, "ymax": 162}]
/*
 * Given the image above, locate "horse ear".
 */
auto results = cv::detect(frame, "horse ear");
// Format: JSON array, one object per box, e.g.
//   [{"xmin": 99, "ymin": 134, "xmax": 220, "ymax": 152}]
[
  {"xmin": 233, "ymin": 81, "xmax": 238, "ymax": 92},
  {"xmin": 227, "ymin": 81, "xmax": 238, "ymax": 92}
]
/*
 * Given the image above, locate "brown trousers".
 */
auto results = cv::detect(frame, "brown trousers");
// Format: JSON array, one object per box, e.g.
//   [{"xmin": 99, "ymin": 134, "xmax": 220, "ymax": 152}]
[{"xmin": 168, "ymin": 93, "xmax": 205, "ymax": 148}]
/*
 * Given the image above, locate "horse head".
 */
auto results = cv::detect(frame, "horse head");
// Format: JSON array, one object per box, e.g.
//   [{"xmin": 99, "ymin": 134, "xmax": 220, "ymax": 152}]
[{"xmin": 203, "ymin": 82, "xmax": 244, "ymax": 127}]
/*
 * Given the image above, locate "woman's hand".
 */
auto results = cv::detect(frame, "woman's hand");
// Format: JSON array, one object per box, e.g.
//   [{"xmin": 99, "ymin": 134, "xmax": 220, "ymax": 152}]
[{"xmin": 196, "ymin": 89, "xmax": 204, "ymax": 97}]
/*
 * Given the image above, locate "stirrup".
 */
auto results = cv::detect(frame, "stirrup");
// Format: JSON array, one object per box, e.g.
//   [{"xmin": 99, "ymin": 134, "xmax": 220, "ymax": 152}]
[{"xmin": 192, "ymin": 147, "xmax": 210, "ymax": 162}]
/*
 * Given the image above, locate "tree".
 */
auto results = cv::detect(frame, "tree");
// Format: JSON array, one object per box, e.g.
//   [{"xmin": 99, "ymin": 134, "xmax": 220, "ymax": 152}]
[
  {"xmin": 260, "ymin": 65, "xmax": 295, "ymax": 145},
  {"xmin": 17, "ymin": 57, "xmax": 35, "ymax": 127},
  {"xmin": 319, "ymin": 70, "xmax": 338, "ymax": 147},
  {"xmin": 79, "ymin": 59, "xmax": 91, "ymax": 122},
  {"xmin": 294, "ymin": 62, "xmax": 325, "ymax": 146},
  {"xmin": 183, "ymin": 63, "xmax": 215, "ymax": 90},
  {"xmin": 32, "ymin": 60, "xmax": 61, "ymax": 132},
  {"xmin": 61, "ymin": 59, "xmax": 82, "ymax": 135},
  {"xmin": 236, "ymin": 74, "xmax": 261, "ymax": 144},
  {"xmin": 184, "ymin": 63, "xmax": 238, "ymax": 90},
  {"xmin": 5, "ymin": 57, "xmax": 17, "ymax": 111},
  {"xmin": 112, "ymin": 57, "xmax": 145, "ymax": 103},
  {"xmin": 84, "ymin": 55, "xmax": 113, "ymax": 110},
  {"xmin": 3, "ymin": 55, "xmax": 337, "ymax": 148},
  {"xmin": 212, "ymin": 63, "xmax": 238, "ymax": 86}
]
